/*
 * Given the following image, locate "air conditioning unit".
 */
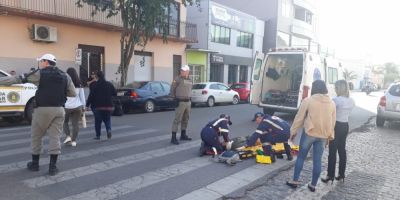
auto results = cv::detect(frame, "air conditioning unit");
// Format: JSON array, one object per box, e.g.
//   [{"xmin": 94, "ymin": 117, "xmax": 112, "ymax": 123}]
[{"xmin": 32, "ymin": 24, "xmax": 57, "ymax": 42}]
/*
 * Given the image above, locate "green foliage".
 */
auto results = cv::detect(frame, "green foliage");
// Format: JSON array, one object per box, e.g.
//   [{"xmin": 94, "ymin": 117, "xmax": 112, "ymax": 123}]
[
  {"xmin": 383, "ymin": 62, "xmax": 400, "ymax": 86},
  {"xmin": 343, "ymin": 68, "xmax": 358, "ymax": 81},
  {"xmin": 76, "ymin": 0, "xmax": 199, "ymax": 87}
]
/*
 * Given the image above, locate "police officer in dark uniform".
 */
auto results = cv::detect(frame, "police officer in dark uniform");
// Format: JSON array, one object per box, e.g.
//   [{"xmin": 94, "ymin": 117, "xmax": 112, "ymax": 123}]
[
  {"xmin": 199, "ymin": 114, "xmax": 233, "ymax": 156},
  {"xmin": 247, "ymin": 113, "xmax": 293, "ymax": 162},
  {"xmin": 0, "ymin": 54, "xmax": 76, "ymax": 176}
]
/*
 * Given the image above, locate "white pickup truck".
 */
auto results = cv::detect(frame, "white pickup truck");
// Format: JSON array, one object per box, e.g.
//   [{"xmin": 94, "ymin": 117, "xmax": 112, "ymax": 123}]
[{"xmin": 0, "ymin": 70, "xmax": 36, "ymax": 123}]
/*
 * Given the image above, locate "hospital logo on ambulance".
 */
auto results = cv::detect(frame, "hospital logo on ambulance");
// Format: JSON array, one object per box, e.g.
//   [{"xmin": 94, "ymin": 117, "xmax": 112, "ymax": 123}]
[{"xmin": 7, "ymin": 92, "xmax": 20, "ymax": 103}]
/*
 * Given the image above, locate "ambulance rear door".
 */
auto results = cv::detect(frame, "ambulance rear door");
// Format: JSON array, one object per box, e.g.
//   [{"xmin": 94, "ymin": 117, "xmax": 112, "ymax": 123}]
[{"xmin": 250, "ymin": 51, "xmax": 265, "ymax": 105}]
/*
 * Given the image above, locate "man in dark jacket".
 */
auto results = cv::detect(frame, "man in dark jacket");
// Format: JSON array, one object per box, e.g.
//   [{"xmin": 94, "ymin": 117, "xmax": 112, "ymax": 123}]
[
  {"xmin": 0, "ymin": 53, "xmax": 76, "ymax": 176},
  {"xmin": 86, "ymin": 71, "xmax": 116, "ymax": 140}
]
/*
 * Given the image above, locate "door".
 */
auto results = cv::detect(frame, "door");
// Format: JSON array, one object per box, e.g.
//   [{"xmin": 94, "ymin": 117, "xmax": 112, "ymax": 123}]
[
  {"xmin": 149, "ymin": 82, "xmax": 164, "ymax": 106},
  {"xmin": 217, "ymin": 83, "xmax": 231, "ymax": 102},
  {"xmin": 160, "ymin": 82, "xmax": 176, "ymax": 107},
  {"xmin": 133, "ymin": 51, "xmax": 153, "ymax": 82},
  {"xmin": 250, "ymin": 51, "xmax": 265, "ymax": 105},
  {"xmin": 209, "ymin": 83, "xmax": 222, "ymax": 103},
  {"xmin": 78, "ymin": 44, "xmax": 104, "ymax": 86}
]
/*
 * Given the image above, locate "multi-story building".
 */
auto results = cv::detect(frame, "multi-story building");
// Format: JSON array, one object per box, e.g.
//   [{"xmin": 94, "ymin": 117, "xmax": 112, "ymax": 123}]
[
  {"xmin": 213, "ymin": 0, "xmax": 319, "ymax": 53},
  {"xmin": 0, "ymin": 0, "xmax": 197, "ymax": 85},
  {"xmin": 187, "ymin": 0, "xmax": 264, "ymax": 84}
]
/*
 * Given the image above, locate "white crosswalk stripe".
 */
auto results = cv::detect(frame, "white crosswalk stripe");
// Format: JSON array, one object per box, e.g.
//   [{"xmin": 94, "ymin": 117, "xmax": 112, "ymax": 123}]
[
  {"xmin": 59, "ymin": 157, "xmax": 211, "ymax": 200},
  {"xmin": 0, "ymin": 126, "xmax": 135, "ymax": 157}
]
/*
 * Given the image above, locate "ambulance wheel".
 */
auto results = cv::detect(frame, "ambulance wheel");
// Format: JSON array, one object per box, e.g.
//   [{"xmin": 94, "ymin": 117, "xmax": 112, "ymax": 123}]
[
  {"xmin": 144, "ymin": 100, "xmax": 155, "ymax": 113},
  {"xmin": 207, "ymin": 97, "xmax": 215, "ymax": 107},
  {"xmin": 25, "ymin": 99, "xmax": 35, "ymax": 124},
  {"xmin": 2, "ymin": 116, "xmax": 23, "ymax": 123},
  {"xmin": 263, "ymin": 108, "xmax": 274, "ymax": 115}
]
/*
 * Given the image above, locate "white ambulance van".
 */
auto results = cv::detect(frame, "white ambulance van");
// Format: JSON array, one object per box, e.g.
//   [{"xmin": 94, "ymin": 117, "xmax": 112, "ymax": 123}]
[
  {"xmin": 250, "ymin": 48, "xmax": 343, "ymax": 115},
  {"xmin": 0, "ymin": 70, "xmax": 36, "ymax": 123}
]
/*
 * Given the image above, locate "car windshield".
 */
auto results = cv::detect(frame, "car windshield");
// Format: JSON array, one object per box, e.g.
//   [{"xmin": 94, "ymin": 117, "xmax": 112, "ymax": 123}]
[
  {"xmin": 231, "ymin": 84, "xmax": 246, "ymax": 89},
  {"xmin": 388, "ymin": 84, "xmax": 400, "ymax": 97},
  {"xmin": 193, "ymin": 84, "xmax": 206, "ymax": 89}
]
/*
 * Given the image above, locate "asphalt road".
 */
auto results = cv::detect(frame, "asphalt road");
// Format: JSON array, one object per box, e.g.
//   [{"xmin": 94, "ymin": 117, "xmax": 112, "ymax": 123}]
[{"xmin": 0, "ymin": 91, "xmax": 381, "ymax": 200}]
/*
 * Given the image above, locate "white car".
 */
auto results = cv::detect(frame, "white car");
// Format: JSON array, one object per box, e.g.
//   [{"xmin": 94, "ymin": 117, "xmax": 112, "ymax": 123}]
[
  {"xmin": 0, "ymin": 69, "xmax": 36, "ymax": 123},
  {"xmin": 191, "ymin": 82, "xmax": 240, "ymax": 107},
  {"xmin": 376, "ymin": 82, "xmax": 400, "ymax": 127}
]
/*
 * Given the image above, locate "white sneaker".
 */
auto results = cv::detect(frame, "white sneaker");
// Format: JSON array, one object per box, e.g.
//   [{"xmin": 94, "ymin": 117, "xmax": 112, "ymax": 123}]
[
  {"xmin": 71, "ymin": 141, "xmax": 77, "ymax": 147},
  {"xmin": 63, "ymin": 136, "xmax": 72, "ymax": 144}
]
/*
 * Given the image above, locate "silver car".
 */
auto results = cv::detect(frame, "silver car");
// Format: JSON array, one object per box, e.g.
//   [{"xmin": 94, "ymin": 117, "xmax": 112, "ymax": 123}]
[{"xmin": 376, "ymin": 82, "xmax": 400, "ymax": 127}]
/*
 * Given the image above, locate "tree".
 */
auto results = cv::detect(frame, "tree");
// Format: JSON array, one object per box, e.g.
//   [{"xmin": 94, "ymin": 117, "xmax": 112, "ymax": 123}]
[
  {"xmin": 76, "ymin": 0, "xmax": 199, "ymax": 87},
  {"xmin": 343, "ymin": 68, "xmax": 358, "ymax": 82},
  {"xmin": 383, "ymin": 62, "xmax": 399, "ymax": 87}
]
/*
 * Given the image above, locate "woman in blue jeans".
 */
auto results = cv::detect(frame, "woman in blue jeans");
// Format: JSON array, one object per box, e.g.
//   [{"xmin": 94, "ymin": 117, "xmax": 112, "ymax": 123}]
[{"xmin": 286, "ymin": 80, "xmax": 336, "ymax": 192}]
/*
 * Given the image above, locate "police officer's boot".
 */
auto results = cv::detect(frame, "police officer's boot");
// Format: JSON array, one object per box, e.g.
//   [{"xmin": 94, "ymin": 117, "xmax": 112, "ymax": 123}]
[
  {"xmin": 284, "ymin": 142, "xmax": 293, "ymax": 161},
  {"xmin": 171, "ymin": 132, "xmax": 179, "ymax": 145},
  {"xmin": 180, "ymin": 130, "xmax": 192, "ymax": 141},
  {"xmin": 48, "ymin": 154, "xmax": 59, "ymax": 176},
  {"xmin": 263, "ymin": 145, "xmax": 276, "ymax": 163},
  {"xmin": 27, "ymin": 154, "xmax": 40, "ymax": 171}
]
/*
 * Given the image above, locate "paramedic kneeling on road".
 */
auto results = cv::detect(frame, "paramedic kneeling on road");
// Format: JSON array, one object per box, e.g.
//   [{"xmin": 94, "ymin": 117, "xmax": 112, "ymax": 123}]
[
  {"xmin": 199, "ymin": 114, "xmax": 232, "ymax": 156},
  {"xmin": 247, "ymin": 112, "xmax": 293, "ymax": 162}
]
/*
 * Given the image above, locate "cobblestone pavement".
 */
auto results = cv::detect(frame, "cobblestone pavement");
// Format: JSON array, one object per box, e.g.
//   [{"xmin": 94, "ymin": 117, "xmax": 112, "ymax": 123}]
[{"xmin": 226, "ymin": 119, "xmax": 400, "ymax": 200}]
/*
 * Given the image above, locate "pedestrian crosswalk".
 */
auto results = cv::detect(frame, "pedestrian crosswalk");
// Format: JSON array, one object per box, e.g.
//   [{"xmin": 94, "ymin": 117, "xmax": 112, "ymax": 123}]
[{"xmin": 0, "ymin": 120, "xmax": 295, "ymax": 200}]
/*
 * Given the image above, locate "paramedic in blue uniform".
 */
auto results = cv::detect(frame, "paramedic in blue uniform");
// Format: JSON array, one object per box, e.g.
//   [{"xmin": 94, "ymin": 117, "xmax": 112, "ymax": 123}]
[
  {"xmin": 247, "ymin": 112, "xmax": 293, "ymax": 162},
  {"xmin": 199, "ymin": 114, "xmax": 232, "ymax": 156}
]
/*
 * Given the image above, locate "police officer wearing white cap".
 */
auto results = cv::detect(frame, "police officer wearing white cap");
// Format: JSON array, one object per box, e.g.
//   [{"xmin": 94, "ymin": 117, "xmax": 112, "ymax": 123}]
[
  {"xmin": 170, "ymin": 65, "xmax": 193, "ymax": 145},
  {"xmin": 0, "ymin": 53, "xmax": 76, "ymax": 176}
]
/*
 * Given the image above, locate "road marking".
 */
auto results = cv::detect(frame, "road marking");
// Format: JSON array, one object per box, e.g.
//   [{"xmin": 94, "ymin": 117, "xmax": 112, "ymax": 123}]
[
  {"xmin": 23, "ymin": 140, "xmax": 201, "ymax": 188},
  {"xmin": 0, "ymin": 125, "xmax": 132, "ymax": 147},
  {"xmin": 0, "ymin": 128, "xmax": 158, "ymax": 173},
  {"xmin": 59, "ymin": 157, "xmax": 210, "ymax": 200},
  {"xmin": 0, "ymin": 126, "xmax": 136, "ymax": 157},
  {"xmin": 176, "ymin": 159, "xmax": 296, "ymax": 200}
]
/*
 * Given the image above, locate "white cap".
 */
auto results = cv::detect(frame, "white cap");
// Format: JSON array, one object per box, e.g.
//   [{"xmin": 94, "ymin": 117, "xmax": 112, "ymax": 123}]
[
  {"xmin": 37, "ymin": 54, "xmax": 57, "ymax": 63},
  {"xmin": 180, "ymin": 65, "xmax": 190, "ymax": 71}
]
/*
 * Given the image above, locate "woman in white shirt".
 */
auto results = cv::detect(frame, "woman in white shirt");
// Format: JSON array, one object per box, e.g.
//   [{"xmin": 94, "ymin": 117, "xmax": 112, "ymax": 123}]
[
  {"xmin": 63, "ymin": 68, "xmax": 86, "ymax": 147},
  {"xmin": 321, "ymin": 80, "xmax": 355, "ymax": 183}
]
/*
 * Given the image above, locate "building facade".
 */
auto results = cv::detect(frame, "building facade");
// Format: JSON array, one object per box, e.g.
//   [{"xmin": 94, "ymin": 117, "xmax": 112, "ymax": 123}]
[
  {"xmin": 187, "ymin": 0, "xmax": 264, "ymax": 85},
  {"xmin": 213, "ymin": 0, "xmax": 319, "ymax": 53},
  {"xmin": 0, "ymin": 0, "xmax": 197, "ymax": 86}
]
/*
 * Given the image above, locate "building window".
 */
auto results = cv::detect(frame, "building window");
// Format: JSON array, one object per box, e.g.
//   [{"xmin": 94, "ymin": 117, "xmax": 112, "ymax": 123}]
[
  {"xmin": 328, "ymin": 67, "xmax": 338, "ymax": 84},
  {"xmin": 156, "ymin": 2, "xmax": 180, "ymax": 37},
  {"xmin": 211, "ymin": 24, "xmax": 230, "ymax": 45},
  {"xmin": 281, "ymin": 0, "xmax": 291, "ymax": 17},
  {"xmin": 294, "ymin": 6, "xmax": 313, "ymax": 25},
  {"xmin": 228, "ymin": 65, "xmax": 238, "ymax": 84},
  {"xmin": 237, "ymin": 31, "xmax": 253, "ymax": 48},
  {"xmin": 239, "ymin": 65, "xmax": 248, "ymax": 82}
]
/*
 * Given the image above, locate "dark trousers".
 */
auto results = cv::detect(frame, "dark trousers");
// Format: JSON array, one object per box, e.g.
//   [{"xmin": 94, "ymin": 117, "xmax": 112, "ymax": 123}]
[
  {"xmin": 94, "ymin": 110, "xmax": 112, "ymax": 137},
  {"xmin": 200, "ymin": 127, "xmax": 224, "ymax": 152},
  {"xmin": 327, "ymin": 121, "xmax": 349, "ymax": 177}
]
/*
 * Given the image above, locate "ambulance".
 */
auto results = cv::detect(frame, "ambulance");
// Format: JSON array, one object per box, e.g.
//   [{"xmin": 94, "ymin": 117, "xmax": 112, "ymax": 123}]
[
  {"xmin": 0, "ymin": 70, "xmax": 36, "ymax": 123},
  {"xmin": 250, "ymin": 48, "xmax": 343, "ymax": 115}
]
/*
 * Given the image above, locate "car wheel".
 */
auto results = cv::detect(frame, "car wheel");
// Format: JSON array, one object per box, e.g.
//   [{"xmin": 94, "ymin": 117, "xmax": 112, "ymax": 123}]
[
  {"xmin": 207, "ymin": 97, "xmax": 215, "ymax": 107},
  {"xmin": 232, "ymin": 96, "xmax": 239, "ymax": 105},
  {"xmin": 144, "ymin": 100, "xmax": 155, "ymax": 113},
  {"xmin": 263, "ymin": 108, "xmax": 275, "ymax": 115},
  {"xmin": 376, "ymin": 116, "xmax": 385, "ymax": 127},
  {"xmin": 25, "ymin": 99, "xmax": 35, "ymax": 124}
]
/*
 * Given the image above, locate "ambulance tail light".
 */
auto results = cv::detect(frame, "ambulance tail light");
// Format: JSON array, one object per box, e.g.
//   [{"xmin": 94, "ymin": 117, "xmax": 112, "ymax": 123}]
[
  {"xmin": 302, "ymin": 85, "xmax": 310, "ymax": 100},
  {"xmin": 379, "ymin": 96, "xmax": 386, "ymax": 107},
  {"xmin": 202, "ymin": 90, "xmax": 208, "ymax": 95}
]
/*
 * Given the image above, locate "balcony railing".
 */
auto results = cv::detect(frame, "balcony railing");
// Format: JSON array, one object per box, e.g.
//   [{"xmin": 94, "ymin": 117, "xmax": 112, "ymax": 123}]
[{"xmin": 0, "ymin": 0, "xmax": 197, "ymax": 42}]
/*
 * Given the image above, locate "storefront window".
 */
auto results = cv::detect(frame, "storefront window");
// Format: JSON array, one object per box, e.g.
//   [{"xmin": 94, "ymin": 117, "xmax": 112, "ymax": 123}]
[
  {"xmin": 228, "ymin": 65, "xmax": 238, "ymax": 84},
  {"xmin": 239, "ymin": 65, "xmax": 248, "ymax": 82}
]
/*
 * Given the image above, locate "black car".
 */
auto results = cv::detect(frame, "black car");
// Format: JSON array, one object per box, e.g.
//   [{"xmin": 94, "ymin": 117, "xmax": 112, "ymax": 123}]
[{"xmin": 115, "ymin": 81, "xmax": 177, "ymax": 113}]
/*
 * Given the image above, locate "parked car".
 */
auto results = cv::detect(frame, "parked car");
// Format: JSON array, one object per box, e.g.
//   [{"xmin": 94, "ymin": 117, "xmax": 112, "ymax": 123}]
[
  {"xmin": 115, "ymin": 81, "xmax": 177, "ymax": 113},
  {"xmin": 230, "ymin": 82, "xmax": 250, "ymax": 102},
  {"xmin": 376, "ymin": 82, "xmax": 400, "ymax": 127},
  {"xmin": 191, "ymin": 82, "xmax": 240, "ymax": 107},
  {"xmin": 0, "ymin": 69, "xmax": 36, "ymax": 123}
]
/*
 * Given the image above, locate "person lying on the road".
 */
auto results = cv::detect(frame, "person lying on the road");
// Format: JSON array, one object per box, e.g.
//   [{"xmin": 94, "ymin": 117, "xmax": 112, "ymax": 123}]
[
  {"xmin": 241, "ymin": 113, "xmax": 293, "ymax": 162},
  {"xmin": 199, "ymin": 114, "xmax": 233, "ymax": 156}
]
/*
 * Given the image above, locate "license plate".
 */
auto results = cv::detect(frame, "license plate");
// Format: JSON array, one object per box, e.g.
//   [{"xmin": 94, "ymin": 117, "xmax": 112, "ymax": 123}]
[{"xmin": 117, "ymin": 92, "xmax": 125, "ymax": 96}]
